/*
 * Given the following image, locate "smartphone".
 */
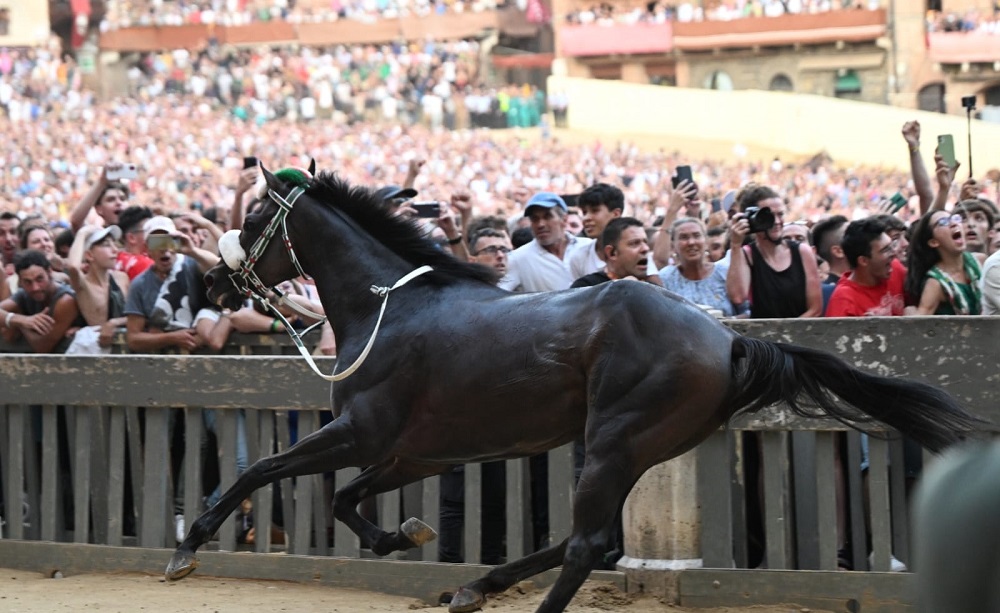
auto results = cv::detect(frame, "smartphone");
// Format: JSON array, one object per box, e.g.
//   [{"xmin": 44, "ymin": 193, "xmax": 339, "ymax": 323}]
[
  {"xmin": 937, "ymin": 135, "xmax": 956, "ymax": 168},
  {"xmin": 889, "ymin": 192, "xmax": 907, "ymax": 213},
  {"xmin": 411, "ymin": 201, "xmax": 441, "ymax": 218},
  {"xmin": 147, "ymin": 235, "xmax": 180, "ymax": 251},
  {"xmin": 671, "ymin": 165, "xmax": 693, "ymax": 189},
  {"xmin": 106, "ymin": 163, "xmax": 138, "ymax": 182},
  {"xmin": 243, "ymin": 156, "xmax": 258, "ymax": 170}
]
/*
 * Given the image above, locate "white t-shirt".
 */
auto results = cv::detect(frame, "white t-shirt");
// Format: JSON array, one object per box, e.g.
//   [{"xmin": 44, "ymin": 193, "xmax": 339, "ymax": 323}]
[
  {"xmin": 566, "ymin": 241, "xmax": 604, "ymax": 280},
  {"xmin": 500, "ymin": 234, "xmax": 595, "ymax": 293}
]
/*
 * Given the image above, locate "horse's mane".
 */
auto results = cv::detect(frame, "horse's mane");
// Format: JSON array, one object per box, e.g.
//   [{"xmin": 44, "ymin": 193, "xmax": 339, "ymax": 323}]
[{"xmin": 304, "ymin": 171, "xmax": 499, "ymax": 286}]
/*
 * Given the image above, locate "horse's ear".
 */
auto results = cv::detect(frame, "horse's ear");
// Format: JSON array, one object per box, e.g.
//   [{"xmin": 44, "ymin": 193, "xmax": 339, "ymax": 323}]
[
  {"xmin": 308, "ymin": 158, "xmax": 316, "ymax": 176},
  {"xmin": 260, "ymin": 163, "xmax": 281, "ymax": 191}
]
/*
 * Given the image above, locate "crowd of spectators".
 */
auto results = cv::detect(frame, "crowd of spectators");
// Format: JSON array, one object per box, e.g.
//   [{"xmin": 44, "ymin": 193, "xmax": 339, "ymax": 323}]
[
  {"xmin": 926, "ymin": 10, "xmax": 1000, "ymax": 34},
  {"xmin": 563, "ymin": 0, "xmax": 878, "ymax": 25},
  {"xmin": 100, "ymin": 0, "xmax": 511, "ymax": 30},
  {"xmin": 121, "ymin": 43, "xmax": 546, "ymax": 130}
]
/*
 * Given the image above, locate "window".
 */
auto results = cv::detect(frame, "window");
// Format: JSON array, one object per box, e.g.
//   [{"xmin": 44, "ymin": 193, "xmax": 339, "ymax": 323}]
[
  {"xmin": 835, "ymin": 69, "xmax": 862, "ymax": 96},
  {"xmin": 0, "ymin": 7, "xmax": 10, "ymax": 36},
  {"xmin": 703, "ymin": 71, "xmax": 734, "ymax": 91},
  {"xmin": 917, "ymin": 83, "xmax": 946, "ymax": 113},
  {"xmin": 769, "ymin": 74, "xmax": 794, "ymax": 92}
]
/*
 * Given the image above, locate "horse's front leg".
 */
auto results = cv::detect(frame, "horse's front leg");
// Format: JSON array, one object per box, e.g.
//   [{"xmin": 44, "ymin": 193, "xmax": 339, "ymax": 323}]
[
  {"xmin": 166, "ymin": 416, "xmax": 370, "ymax": 580},
  {"xmin": 332, "ymin": 460, "xmax": 446, "ymax": 556}
]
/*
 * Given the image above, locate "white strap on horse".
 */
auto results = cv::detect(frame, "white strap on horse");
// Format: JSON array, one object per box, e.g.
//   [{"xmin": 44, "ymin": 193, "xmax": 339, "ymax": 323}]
[{"xmin": 279, "ymin": 265, "xmax": 434, "ymax": 382}]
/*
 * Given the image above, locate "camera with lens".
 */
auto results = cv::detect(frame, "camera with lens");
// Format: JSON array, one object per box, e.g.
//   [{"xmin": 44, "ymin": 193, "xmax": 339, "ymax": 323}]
[
  {"xmin": 961, "ymin": 96, "xmax": 977, "ymax": 110},
  {"xmin": 743, "ymin": 206, "xmax": 776, "ymax": 233}
]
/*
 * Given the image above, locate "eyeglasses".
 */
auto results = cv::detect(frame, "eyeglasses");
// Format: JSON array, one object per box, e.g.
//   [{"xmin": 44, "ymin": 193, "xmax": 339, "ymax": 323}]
[
  {"xmin": 474, "ymin": 245, "xmax": 511, "ymax": 256},
  {"xmin": 934, "ymin": 213, "xmax": 963, "ymax": 227}
]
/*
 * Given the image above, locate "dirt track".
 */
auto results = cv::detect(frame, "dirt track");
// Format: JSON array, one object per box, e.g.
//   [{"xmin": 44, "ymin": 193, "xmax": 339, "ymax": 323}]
[{"xmin": 0, "ymin": 568, "xmax": 829, "ymax": 613}]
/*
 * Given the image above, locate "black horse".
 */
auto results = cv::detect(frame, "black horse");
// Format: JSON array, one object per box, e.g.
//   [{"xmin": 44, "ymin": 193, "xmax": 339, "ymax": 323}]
[{"xmin": 166, "ymin": 166, "xmax": 982, "ymax": 613}]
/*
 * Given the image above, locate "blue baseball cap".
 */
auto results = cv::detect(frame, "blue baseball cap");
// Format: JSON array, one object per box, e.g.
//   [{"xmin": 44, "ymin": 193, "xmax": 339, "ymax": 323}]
[{"xmin": 523, "ymin": 192, "xmax": 568, "ymax": 217}]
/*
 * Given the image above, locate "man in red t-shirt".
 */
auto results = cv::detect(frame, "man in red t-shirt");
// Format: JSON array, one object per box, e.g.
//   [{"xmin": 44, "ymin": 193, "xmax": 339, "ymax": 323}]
[
  {"xmin": 114, "ymin": 206, "xmax": 155, "ymax": 281},
  {"xmin": 826, "ymin": 217, "xmax": 906, "ymax": 317}
]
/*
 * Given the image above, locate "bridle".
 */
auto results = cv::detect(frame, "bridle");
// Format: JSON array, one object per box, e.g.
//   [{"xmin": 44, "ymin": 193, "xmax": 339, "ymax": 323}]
[{"xmin": 221, "ymin": 180, "xmax": 432, "ymax": 381}]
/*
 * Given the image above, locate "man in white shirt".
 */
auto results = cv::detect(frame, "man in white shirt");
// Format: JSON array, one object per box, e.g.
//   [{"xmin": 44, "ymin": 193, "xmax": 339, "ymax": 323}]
[
  {"xmin": 981, "ymin": 248, "xmax": 1000, "ymax": 315},
  {"xmin": 499, "ymin": 192, "xmax": 594, "ymax": 292}
]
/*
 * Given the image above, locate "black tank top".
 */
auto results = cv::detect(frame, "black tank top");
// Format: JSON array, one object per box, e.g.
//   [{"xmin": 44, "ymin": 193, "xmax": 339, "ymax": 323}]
[
  {"xmin": 748, "ymin": 240, "xmax": 808, "ymax": 319},
  {"xmin": 108, "ymin": 274, "xmax": 126, "ymax": 320}
]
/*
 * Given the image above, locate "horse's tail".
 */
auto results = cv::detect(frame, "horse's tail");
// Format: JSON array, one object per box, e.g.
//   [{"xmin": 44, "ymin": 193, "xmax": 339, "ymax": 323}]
[{"xmin": 728, "ymin": 336, "xmax": 985, "ymax": 452}]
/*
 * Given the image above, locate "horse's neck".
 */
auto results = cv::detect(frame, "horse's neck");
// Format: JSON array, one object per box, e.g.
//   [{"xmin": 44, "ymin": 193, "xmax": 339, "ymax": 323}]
[{"xmin": 294, "ymin": 210, "xmax": 412, "ymax": 341}]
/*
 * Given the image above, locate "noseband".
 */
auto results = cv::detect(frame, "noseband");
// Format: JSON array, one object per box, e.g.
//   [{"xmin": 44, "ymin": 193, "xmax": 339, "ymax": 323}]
[{"xmin": 221, "ymin": 182, "xmax": 432, "ymax": 381}]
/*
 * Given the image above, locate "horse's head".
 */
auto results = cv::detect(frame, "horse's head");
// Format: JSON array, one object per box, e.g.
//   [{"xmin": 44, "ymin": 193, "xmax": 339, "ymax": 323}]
[{"xmin": 205, "ymin": 160, "xmax": 316, "ymax": 311}]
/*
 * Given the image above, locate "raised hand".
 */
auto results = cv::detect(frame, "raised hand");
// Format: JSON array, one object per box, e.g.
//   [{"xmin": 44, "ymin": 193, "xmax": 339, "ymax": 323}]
[{"xmin": 902, "ymin": 121, "xmax": 921, "ymax": 149}]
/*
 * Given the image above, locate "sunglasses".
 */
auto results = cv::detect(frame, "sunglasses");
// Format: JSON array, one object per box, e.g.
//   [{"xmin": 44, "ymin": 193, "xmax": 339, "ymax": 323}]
[{"xmin": 934, "ymin": 213, "xmax": 963, "ymax": 228}]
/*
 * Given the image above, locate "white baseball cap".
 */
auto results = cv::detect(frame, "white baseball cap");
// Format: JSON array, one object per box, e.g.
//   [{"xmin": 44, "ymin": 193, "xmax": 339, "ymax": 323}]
[
  {"xmin": 85, "ymin": 225, "xmax": 123, "ymax": 250},
  {"xmin": 143, "ymin": 216, "xmax": 177, "ymax": 241}
]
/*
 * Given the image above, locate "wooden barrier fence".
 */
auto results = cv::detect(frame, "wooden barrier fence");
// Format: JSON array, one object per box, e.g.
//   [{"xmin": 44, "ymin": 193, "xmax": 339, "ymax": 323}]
[{"xmin": 0, "ymin": 317, "xmax": 997, "ymax": 610}]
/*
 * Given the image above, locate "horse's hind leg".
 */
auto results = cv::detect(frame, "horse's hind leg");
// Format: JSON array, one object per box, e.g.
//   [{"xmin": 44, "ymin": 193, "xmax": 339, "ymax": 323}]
[
  {"xmin": 448, "ymin": 539, "xmax": 569, "ymax": 613},
  {"xmin": 331, "ymin": 460, "xmax": 446, "ymax": 556},
  {"xmin": 166, "ymin": 417, "xmax": 367, "ymax": 580}
]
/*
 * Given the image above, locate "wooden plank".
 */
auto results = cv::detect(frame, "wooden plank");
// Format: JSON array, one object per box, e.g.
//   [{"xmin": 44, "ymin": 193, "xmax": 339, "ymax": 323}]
[
  {"xmin": 548, "ymin": 444, "xmax": 574, "ymax": 546},
  {"xmin": 89, "ymin": 407, "xmax": 110, "ymax": 544},
  {"xmin": 790, "ymin": 431, "xmax": 818, "ymax": 569},
  {"xmin": 0, "ymin": 540, "xmax": 625, "ymax": 604},
  {"xmin": 292, "ymin": 411, "xmax": 316, "ymax": 556},
  {"xmin": 730, "ymin": 431, "xmax": 748, "ymax": 568},
  {"xmin": 182, "ymin": 408, "xmax": 204, "ymax": 548},
  {"xmin": 420, "ymin": 474, "xmax": 440, "ymax": 563},
  {"xmin": 401, "ymin": 481, "xmax": 424, "ymax": 561},
  {"xmin": 275, "ymin": 411, "xmax": 296, "ymax": 553},
  {"xmin": 887, "ymin": 438, "xmax": 909, "ymax": 566},
  {"xmin": 125, "ymin": 407, "xmax": 144, "ymax": 539},
  {"xmin": 463, "ymin": 463, "xmax": 482, "ymax": 565},
  {"xmin": 681, "ymin": 568, "xmax": 913, "ymax": 611},
  {"xmin": 139, "ymin": 407, "xmax": 169, "ymax": 548},
  {"xmin": 6, "ymin": 405, "xmax": 24, "ymax": 540},
  {"xmin": 845, "ymin": 431, "xmax": 867, "ymax": 572},
  {"xmin": 697, "ymin": 430, "xmax": 733, "ymax": 568},
  {"xmin": 333, "ymin": 467, "xmax": 360, "ymax": 557},
  {"xmin": 505, "ymin": 457, "xmax": 531, "ymax": 561},
  {"xmin": 813, "ymin": 431, "xmax": 838, "ymax": 571},
  {"xmin": 217, "ymin": 409, "xmax": 239, "ymax": 552},
  {"xmin": 867, "ymin": 436, "xmax": 891, "ymax": 572},
  {"xmin": 0, "ymin": 405, "xmax": 7, "ymax": 540},
  {"xmin": 106, "ymin": 407, "xmax": 126, "ymax": 546},
  {"xmin": 761, "ymin": 432, "xmax": 790, "ymax": 569},
  {"xmin": 38, "ymin": 405, "xmax": 57, "ymax": 541},
  {"xmin": 72, "ymin": 405, "xmax": 92, "ymax": 544},
  {"xmin": 255, "ymin": 412, "xmax": 274, "ymax": 553}
]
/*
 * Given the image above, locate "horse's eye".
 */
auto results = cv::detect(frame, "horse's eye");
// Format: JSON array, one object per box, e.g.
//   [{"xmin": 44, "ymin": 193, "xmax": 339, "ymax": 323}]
[{"xmin": 243, "ymin": 219, "xmax": 259, "ymax": 234}]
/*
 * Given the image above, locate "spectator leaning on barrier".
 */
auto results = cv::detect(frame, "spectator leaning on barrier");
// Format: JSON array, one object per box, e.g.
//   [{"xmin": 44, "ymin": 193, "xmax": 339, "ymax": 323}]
[
  {"xmin": 123, "ymin": 215, "xmax": 228, "ymax": 353},
  {"xmin": 726, "ymin": 183, "xmax": 822, "ymax": 318},
  {"xmin": 500, "ymin": 192, "xmax": 594, "ymax": 293},
  {"xmin": 827, "ymin": 217, "xmax": 907, "ymax": 317},
  {"xmin": 0, "ymin": 249, "xmax": 82, "ymax": 353},
  {"xmin": 905, "ymin": 209, "xmax": 984, "ymax": 315},
  {"xmin": 658, "ymin": 217, "xmax": 745, "ymax": 318},
  {"xmin": 64, "ymin": 225, "xmax": 131, "ymax": 352}
]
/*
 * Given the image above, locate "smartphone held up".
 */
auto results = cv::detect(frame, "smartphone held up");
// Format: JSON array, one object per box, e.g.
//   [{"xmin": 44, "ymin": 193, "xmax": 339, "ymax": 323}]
[
  {"xmin": 106, "ymin": 163, "xmax": 138, "ymax": 182},
  {"xmin": 937, "ymin": 134, "xmax": 956, "ymax": 168},
  {"xmin": 411, "ymin": 201, "xmax": 442, "ymax": 218}
]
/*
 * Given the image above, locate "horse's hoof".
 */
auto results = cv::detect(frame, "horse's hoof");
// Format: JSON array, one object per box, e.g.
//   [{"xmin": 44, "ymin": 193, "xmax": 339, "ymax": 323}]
[
  {"xmin": 401, "ymin": 517, "xmax": 437, "ymax": 546},
  {"xmin": 448, "ymin": 586, "xmax": 486, "ymax": 613},
  {"xmin": 165, "ymin": 550, "xmax": 199, "ymax": 581}
]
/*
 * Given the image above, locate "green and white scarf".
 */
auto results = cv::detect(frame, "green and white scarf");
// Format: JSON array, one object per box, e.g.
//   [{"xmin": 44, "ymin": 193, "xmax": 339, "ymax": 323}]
[{"xmin": 928, "ymin": 252, "xmax": 982, "ymax": 315}]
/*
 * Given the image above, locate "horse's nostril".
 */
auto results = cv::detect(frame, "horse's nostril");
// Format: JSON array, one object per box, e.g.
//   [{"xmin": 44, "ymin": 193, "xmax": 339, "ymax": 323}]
[{"xmin": 204, "ymin": 272, "xmax": 215, "ymax": 289}]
